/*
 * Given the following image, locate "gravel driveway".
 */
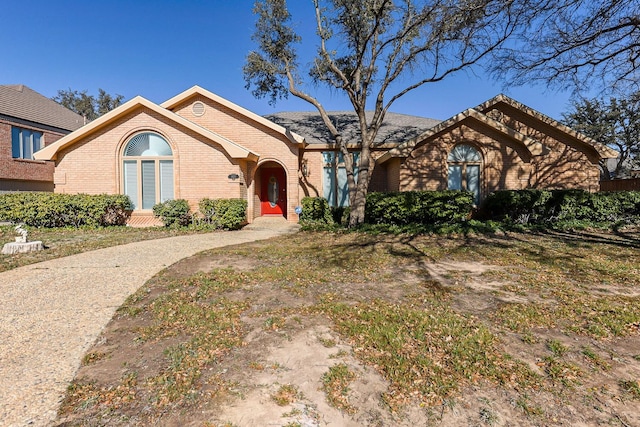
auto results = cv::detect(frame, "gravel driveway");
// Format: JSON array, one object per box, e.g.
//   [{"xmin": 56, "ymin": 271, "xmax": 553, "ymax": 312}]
[{"xmin": 0, "ymin": 220, "xmax": 298, "ymax": 427}]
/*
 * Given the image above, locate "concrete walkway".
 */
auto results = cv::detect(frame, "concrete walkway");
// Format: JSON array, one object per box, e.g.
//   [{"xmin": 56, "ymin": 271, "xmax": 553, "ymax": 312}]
[{"xmin": 0, "ymin": 219, "xmax": 299, "ymax": 427}]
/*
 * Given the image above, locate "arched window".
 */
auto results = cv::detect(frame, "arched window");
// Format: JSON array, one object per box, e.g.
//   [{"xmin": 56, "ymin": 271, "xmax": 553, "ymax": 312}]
[
  {"xmin": 447, "ymin": 144, "xmax": 481, "ymax": 204},
  {"xmin": 122, "ymin": 132, "xmax": 174, "ymax": 210}
]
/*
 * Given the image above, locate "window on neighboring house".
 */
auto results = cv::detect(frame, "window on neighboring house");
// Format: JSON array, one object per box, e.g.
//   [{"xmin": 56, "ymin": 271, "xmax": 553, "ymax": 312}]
[
  {"xmin": 122, "ymin": 132, "xmax": 174, "ymax": 210},
  {"xmin": 11, "ymin": 127, "xmax": 43, "ymax": 159},
  {"xmin": 322, "ymin": 151, "xmax": 359, "ymax": 207},
  {"xmin": 447, "ymin": 144, "xmax": 482, "ymax": 204}
]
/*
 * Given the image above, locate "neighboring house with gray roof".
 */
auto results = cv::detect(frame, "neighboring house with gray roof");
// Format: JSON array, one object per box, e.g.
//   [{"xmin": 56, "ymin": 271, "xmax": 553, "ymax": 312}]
[{"xmin": 0, "ymin": 84, "xmax": 84, "ymax": 191}]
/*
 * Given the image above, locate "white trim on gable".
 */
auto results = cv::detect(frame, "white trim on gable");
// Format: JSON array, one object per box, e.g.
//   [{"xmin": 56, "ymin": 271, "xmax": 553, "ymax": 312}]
[
  {"xmin": 161, "ymin": 85, "xmax": 306, "ymax": 146},
  {"xmin": 34, "ymin": 96, "xmax": 259, "ymax": 161}
]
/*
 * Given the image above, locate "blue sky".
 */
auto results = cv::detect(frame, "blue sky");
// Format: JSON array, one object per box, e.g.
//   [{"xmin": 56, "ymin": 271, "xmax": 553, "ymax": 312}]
[{"xmin": 2, "ymin": 0, "xmax": 579, "ymax": 121}]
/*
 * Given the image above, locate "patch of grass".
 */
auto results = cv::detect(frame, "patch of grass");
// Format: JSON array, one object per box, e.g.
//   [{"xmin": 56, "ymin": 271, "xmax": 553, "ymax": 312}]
[
  {"xmin": 318, "ymin": 337, "xmax": 337, "ymax": 348},
  {"xmin": 581, "ymin": 347, "xmax": 611, "ymax": 371},
  {"xmin": 58, "ymin": 372, "xmax": 138, "ymax": 416},
  {"xmin": 330, "ymin": 349, "xmax": 349, "ymax": 359},
  {"xmin": 546, "ymin": 339, "xmax": 569, "ymax": 357},
  {"xmin": 249, "ymin": 361, "xmax": 265, "ymax": 371},
  {"xmin": 494, "ymin": 291, "xmax": 640, "ymax": 339},
  {"xmin": 282, "ymin": 408, "xmax": 302, "ymax": 417},
  {"xmin": 264, "ymin": 316, "xmax": 286, "ymax": 331},
  {"xmin": 479, "ymin": 406, "xmax": 499, "ymax": 425},
  {"xmin": 0, "ymin": 225, "xmax": 207, "ymax": 272},
  {"xmin": 81, "ymin": 351, "xmax": 108, "ymax": 366},
  {"xmin": 318, "ymin": 297, "xmax": 540, "ymax": 409},
  {"xmin": 143, "ymin": 294, "xmax": 248, "ymax": 405},
  {"xmin": 271, "ymin": 384, "xmax": 300, "ymax": 406},
  {"xmin": 521, "ymin": 332, "xmax": 538, "ymax": 344},
  {"xmin": 620, "ymin": 380, "xmax": 640, "ymax": 400},
  {"xmin": 492, "ymin": 302, "xmax": 556, "ymax": 333},
  {"xmin": 543, "ymin": 356, "xmax": 582, "ymax": 387},
  {"xmin": 321, "ymin": 363, "xmax": 357, "ymax": 414},
  {"xmin": 515, "ymin": 393, "xmax": 544, "ymax": 416}
]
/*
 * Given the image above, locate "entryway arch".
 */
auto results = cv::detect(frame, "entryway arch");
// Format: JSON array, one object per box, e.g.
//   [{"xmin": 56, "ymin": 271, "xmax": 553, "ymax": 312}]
[{"xmin": 255, "ymin": 161, "xmax": 288, "ymax": 218}]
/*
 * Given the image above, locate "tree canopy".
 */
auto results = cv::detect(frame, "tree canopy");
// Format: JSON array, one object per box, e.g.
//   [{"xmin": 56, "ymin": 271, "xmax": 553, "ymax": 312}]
[
  {"xmin": 563, "ymin": 94, "xmax": 640, "ymax": 178},
  {"xmin": 244, "ymin": 0, "xmax": 530, "ymax": 226},
  {"xmin": 493, "ymin": 0, "xmax": 640, "ymax": 95},
  {"xmin": 53, "ymin": 88, "xmax": 124, "ymax": 122}
]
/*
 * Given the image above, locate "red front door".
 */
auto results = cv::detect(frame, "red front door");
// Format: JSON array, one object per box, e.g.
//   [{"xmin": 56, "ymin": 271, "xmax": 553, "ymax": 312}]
[{"xmin": 260, "ymin": 167, "xmax": 287, "ymax": 217}]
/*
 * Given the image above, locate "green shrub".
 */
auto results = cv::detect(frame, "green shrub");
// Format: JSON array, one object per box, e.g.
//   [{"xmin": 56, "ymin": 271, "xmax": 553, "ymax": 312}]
[
  {"xmin": 198, "ymin": 198, "xmax": 247, "ymax": 230},
  {"xmin": 152, "ymin": 199, "xmax": 191, "ymax": 227},
  {"xmin": 0, "ymin": 192, "xmax": 131, "ymax": 227},
  {"xmin": 300, "ymin": 197, "xmax": 334, "ymax": 225},
  {"xmin": 480, "ymin": 190, "xmax": 640, "ymax": 226},
  {"xmin": 331, "ymin": 206, "xmax": 350, "ymax": 226},
  {"xmin": 478, "ymin": 189, "xmax": 552, "ymax": 224},
  {"xmin": 365, "ymin": 191, "xmax": 474, "ymax": 226}
]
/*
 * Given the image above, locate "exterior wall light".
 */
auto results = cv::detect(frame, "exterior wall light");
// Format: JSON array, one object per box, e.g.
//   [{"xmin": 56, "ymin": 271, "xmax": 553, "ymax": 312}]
[{"xmin": 301, "ymin": 159, "xmax": 309, "ymax": 177}]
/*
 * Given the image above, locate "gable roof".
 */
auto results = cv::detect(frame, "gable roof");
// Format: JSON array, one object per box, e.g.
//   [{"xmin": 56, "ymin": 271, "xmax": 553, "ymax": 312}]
[
  {"xmin": 379, "ymin": 94, "xmax": 619, "ymax": 164},
  {"xmin": 378, "ymin": 107, "xmax": 544, "ymax": 164},
  {"xmin": 476, "ymin": 94, "xmax": 619, "ymax": 159},
  {"xmin": 0, "ymin": 84, "xmax": 84, "ymax": 132},
  {"xmin": 34, "ymin": 95, "xmax": 259, "ymax": 161},
  {"xmin": 161, "ymin": 85, "xmax": 305, "ymax": 146},
  {"xmin": 266, "ymin": 111, "xmax": 441, "ymax": 147}
]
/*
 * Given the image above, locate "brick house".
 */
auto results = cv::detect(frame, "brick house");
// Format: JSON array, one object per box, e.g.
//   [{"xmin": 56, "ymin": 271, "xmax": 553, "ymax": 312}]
[
  {"xmin": 35, "ymin": 86, "xmax": 617, "ymax": 224},
  {"xmin": 376, "ymin": 95, "xmax": 618, "ymax": 202},
  {"xmin": 0, "ymin": 85, "xmax": 84, "ymax": 192}
]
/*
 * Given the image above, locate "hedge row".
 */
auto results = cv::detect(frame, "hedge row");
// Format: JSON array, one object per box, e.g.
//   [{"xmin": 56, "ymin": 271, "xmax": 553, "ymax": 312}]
[
  {"xmin": 365, "ymin": 191, "xmax": 474, "ymax": 225},
  {"xmin": 481, "ymin": 189, "xmax": 640, "ymax": 224},
  {"xmin": 152, "ymin": 198, "xmax": 247, "ymax": 230},
  {"xmin": 302, "ymin": 189, "xmax": 640, "ymax": 229},
  {"xmin": 0, "ymin": 192, "xmax": 132, "ymax": 227},
  {"xmin": 301, "ymin": 190, "xmax": 475, "ymax": 227}
]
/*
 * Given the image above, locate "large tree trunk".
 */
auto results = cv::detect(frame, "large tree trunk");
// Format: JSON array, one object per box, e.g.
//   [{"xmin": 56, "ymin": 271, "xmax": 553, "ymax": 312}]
[
  {"xmin": 347, "ymin": 142, "xmax": 373, "ymax": 227},
  {"xmin": 349, "ymin": 187, "xmax": 367, "ymax": 227}
]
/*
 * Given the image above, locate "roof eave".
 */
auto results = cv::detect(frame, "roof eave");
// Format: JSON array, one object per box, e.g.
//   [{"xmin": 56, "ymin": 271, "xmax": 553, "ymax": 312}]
[
  {"xmin": 476, "ymin": 94, "xmax": 617, "ymax": 159},
  {"xmin": 378, "ymin": 108, "xmax": 542, "ymax": 164},
  {"xmin": 161, "ymin": 85, "xmax": 306, "ymax": 146},
  {"xmin": 34, "ymin": 96, "xmax": 149, "ymax": 161},
  {"xmin": 34, "ymin": 96, "xmax": 257, "ymax": 161}
]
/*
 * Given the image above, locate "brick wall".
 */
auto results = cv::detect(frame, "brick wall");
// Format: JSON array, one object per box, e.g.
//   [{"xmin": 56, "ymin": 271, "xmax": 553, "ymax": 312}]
[
  {"xmin": 171, "ymin": 96, "xmax": 303, "ymax": 220},
  {"xmin": 397, "ymin": 111, "xmax": 601, "ymax": 198},
  {"xmin": 0, "ymin": 118, "xmax": 65, "ymax": 190},
  {"xmin": 54, "ymin": 103, "xmax": 306, "ymax": 222}
]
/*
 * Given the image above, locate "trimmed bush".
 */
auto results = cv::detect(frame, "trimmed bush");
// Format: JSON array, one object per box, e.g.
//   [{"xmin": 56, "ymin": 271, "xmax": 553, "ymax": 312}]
[
  {"xmin": 152, "ymin": 199, "xmax": 191, "ymax": 227},
  {"xmin": 365, "ymin": 191, "xmax": 474, "ymax": 226},
  {"xmin": 480, "ymin": 189, "xmax": 640, "ymax": 225},
  {"xmin": 478, "ymin": 189, "xmax": 552, "ymax": 224},
  {"xmin": 0, "ymin": 192, "xmax": 131, "ymax": 227},
  {"xmin": 198, "ymin": 198, "xmax": 247, "ymax": 230},
  {"xmin": 331, "ymin": 206, "xmax": 350, "ymax": 226},
  {"xmin": 300, "ymin": 197, "xmax": 334, "ymax": 225}
]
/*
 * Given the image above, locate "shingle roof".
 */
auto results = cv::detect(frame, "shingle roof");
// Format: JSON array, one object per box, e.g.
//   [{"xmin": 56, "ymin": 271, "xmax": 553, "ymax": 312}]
[
  {"xmin": 265, "ymin": 111, "xmax": 441, "ymax": 146},
  {"xmin": 0, "ymin": 85, "xmax": 84, "ymax": 132}
]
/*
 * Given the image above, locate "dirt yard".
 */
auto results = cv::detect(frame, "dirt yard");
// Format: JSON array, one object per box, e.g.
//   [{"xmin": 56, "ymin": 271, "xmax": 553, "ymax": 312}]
[{"xmin": 55, "ymin": 230, "xmax": 640, "ymax": 426}]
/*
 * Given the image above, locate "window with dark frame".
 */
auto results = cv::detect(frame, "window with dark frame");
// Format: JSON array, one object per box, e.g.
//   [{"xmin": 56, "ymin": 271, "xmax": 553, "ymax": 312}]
[
  {"xmin": 447, "ymin": 144, "xmax": 482, "ymax": 204},
  {"xmin": 11, "ymin": 127, "xmax": 43, "ymax": 159}
]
